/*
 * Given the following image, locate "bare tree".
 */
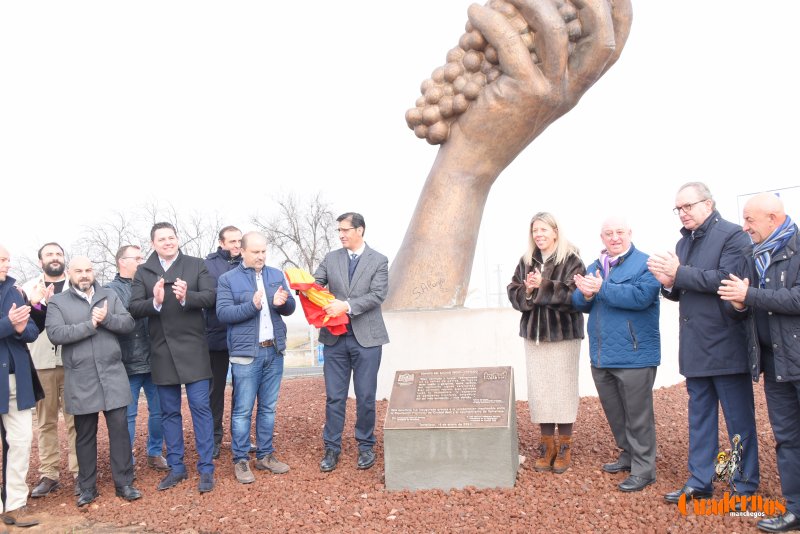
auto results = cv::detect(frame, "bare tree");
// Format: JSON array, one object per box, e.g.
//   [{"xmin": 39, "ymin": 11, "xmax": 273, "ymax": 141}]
[
  {"xmin": 251, "ymin": 193, "xmax": 337, "ymax": 273},
  {"xmin": 72, "ymin": 211, "xmax": 148, "ymax": 283},
  {"xmin": 71, "ymin": 201, "xmax": 223, "ymax": 284}
]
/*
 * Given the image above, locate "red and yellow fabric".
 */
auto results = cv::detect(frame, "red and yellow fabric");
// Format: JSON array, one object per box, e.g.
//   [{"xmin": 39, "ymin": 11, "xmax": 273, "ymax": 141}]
[{"xmin": 284, "ymin": 267, "xmax": 349, "ymax": 336}]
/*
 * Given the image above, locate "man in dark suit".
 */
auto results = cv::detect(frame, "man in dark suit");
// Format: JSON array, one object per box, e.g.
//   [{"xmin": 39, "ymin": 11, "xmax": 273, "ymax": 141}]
[
  {"xmin": 648, "ymin": 182, "xmax": 758, "ymax": 505},
  {"xmin": 314, "ymin": 212, "xmax": 389, "ymax": 472},
  {"xmin": 129, "ymin": 222, "xmax": 217, "ymax": 494}
]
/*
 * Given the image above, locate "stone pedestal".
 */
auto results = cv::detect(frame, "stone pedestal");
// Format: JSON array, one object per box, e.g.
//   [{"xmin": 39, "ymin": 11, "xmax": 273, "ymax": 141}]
[{"xmin": 384, "ymin": 366, "xmax": 519, "ymax": 491}]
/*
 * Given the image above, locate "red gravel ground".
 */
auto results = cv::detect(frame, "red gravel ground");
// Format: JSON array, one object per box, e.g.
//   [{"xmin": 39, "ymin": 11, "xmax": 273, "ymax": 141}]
[{"xmin": 19, "ymin": 376, "xmax": 781, "ymax": 533}]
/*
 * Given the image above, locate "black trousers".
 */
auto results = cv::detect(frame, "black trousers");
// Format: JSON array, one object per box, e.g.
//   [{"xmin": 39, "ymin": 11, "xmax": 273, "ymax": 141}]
[
  {"xmin": 74, "ymin": 406, "xmax": 133, "ymax": 491},
  {"xmin": 209, "ymin": 350, "xmax": 230, "ymax": 446}
]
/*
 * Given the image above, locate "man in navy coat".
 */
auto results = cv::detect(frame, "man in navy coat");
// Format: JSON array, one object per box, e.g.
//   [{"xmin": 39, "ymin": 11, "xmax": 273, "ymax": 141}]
[
  {"xmin": 648, "ymin": 182, "xmax": 758, "ymax": 504},
  {"xmin": 0, "ymin": 245, "xmax": 43, "ymax": 527}
]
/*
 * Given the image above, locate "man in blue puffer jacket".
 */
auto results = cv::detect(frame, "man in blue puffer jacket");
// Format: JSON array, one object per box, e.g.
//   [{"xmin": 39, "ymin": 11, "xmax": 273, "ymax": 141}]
[
  {"xmin": 216, "ymin": 232, "xmax": 295, "ymax": 484},
  {"xmin": 573, "ymin": 217, "xmax": 661, "ymax": 493}
]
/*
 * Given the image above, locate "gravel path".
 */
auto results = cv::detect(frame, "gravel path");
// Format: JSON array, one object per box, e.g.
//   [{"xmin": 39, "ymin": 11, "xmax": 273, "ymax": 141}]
[{"xmin": 20, "ymin": 376, "xmax": 780, "ymax": 533}]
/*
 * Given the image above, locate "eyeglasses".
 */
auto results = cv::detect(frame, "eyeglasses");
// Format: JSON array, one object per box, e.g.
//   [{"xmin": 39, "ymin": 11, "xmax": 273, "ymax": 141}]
[
  {"xmin": 672, "ymin": 199, "xmax": 708, "ymax": 215},
  {"xmin": 337, "ymin": 227, "xmax": 356, "ymax": 233},
  {"xmin": 122, "ymin": 256, "xmax": 145, "ymax": 262}
]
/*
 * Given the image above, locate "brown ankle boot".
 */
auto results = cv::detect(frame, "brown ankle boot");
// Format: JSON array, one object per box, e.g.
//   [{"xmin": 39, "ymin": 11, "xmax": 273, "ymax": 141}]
[
  {"xmin": 552, "ymin": 436, "xmax": 572, "ymax": 474},
  {"xmin": 534, "ymin": 436, "xmax": 557, "ymax": 472}
]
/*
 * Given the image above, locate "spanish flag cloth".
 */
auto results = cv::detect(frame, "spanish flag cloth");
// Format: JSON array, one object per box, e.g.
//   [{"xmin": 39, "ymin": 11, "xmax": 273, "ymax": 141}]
[{"xmin": 284, "ymin": 267, "xmax": 349, "ymax": 336}]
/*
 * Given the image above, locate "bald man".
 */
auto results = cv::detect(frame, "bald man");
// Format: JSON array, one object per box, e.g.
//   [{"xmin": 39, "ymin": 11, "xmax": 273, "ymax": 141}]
[
  {"xmin": 572, "ymin": 218, "xmax": 661, "ymax": 493},
  {"xmin": 46, "ymin": 257, "xmax": 141, "ymax": 507},
  {"xmin": 718, "ymin": 193, "xmax": 800, "ymax": 532}
]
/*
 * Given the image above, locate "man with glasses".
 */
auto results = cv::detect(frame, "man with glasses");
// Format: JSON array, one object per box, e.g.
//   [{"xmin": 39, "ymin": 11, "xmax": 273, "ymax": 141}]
[
  {"xmin": 647, "ymin": 182, "xmax": 758, "ymax": 505},
  {"xmin": 106, "ymin": 245, "xmax": 168, "ymax": 472},
  {"xmin": 314, "ymin": 212, "xmax": 389, "ymax": 472}
]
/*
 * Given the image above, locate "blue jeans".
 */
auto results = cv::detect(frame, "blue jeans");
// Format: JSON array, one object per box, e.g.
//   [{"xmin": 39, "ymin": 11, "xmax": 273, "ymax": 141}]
[
  {"xmin": 127, "ymin": 372, "xmax": 164, "ymax": 457},
  {"xmin": 230, "ymin": 346, "xmax": 284, "ymax": 463}
]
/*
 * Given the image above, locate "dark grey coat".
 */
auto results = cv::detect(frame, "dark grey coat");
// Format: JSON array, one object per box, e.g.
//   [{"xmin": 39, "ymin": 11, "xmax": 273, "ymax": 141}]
[
  {"xmin": 105, "ymin": 274, "xmax": 152, "ymax": 376},
  {"xmin": 737, "ymin": 230, "xmax": 800, "ymax": 382},
  {"xmin": 663, "ymin": 211, "xmax": 751, "ymax": 377},
  {"xmin": 45, "ymin": 283, "xmax": 134, "ymax": 415},
  {"xmin": 129, "ymin": 250, "xmax": 215, "ymax": 385}
]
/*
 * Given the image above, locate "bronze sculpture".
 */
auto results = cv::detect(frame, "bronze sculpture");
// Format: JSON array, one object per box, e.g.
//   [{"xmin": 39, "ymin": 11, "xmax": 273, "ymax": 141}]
[{"xmin": 385, "ymin": 0, "xmax": 632, "ymax": 310}]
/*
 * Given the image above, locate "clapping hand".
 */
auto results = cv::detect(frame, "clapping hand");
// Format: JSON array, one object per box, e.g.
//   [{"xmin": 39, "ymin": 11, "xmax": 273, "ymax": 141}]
[
  {"xmin": 574, "ymin": 269, "xmax": 603, "ymax": 299},
  {"xmin": 718, "ymin": 274, "xmax": 750, "ymax": 310},
  {"xmin": 7, "ymin": 302, "xmax": 31, "ymax": 334},
  {"xmin": 273, "ymin": 287, "xmax": 289, "ymax": 307},
  {"xmin": 91, "ymin": 301, "xmax": 108, "ymax": 327}
]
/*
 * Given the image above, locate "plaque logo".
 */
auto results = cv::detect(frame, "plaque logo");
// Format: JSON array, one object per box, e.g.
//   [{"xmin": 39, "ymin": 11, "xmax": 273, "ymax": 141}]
[
  {"xmin": 483, "ymin": 371, "xmax": 507, "ymax": 381},
  {"xmin": 397, "ymin": 373, "xmax": 415, "ymax": 385}
]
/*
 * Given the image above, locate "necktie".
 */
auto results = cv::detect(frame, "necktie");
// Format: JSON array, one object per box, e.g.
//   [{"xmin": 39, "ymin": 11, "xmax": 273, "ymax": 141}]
[{"xmin": 348, "ymin": 253, "xmax": 359, "ymax": 281}]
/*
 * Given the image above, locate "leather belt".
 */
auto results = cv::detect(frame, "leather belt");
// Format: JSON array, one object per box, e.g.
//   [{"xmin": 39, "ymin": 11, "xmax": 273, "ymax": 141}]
[{"xmin": 258, "ymin": 340, "xmax": 274, "ymax": 347}]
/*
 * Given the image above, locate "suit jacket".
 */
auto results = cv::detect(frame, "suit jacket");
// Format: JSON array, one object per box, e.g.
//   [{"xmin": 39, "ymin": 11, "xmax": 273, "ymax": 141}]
[
  {"xmin": 129, "ymin": 250, "xmax": 216, "ymax": 385},
  {"xmin": 314, "ymin": 244, "xmax": 389, "ymax": 348}
]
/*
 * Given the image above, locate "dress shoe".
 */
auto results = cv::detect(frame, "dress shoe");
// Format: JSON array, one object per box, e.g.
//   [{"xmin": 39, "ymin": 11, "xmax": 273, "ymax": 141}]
[
  {"xmin": 1, "ymin": 506, "xmax": 40, "ymax": 527},
  {"xmin": 664, "ymin": 485, "xmax": 713, "ymax": 504},
  {"xmin": 198, "ymin": 472, "xmax": 215, "ymax": 493},
  {"xmin": 147, "ymin": 455, "xmax": 169, "ymax": 471},
  {"xmin": 320, "ymin": 449, "xmax": 340, "ymax": 472},
  {"xmin": 115, "ymin": 485, "xmax": 142, "ymax": 501},
  {"xmin": 357, "ymin": 449, "xmax": 376, "ymax": 470},
  {"xmin": 758, "ymin": 511, "xmax": 800, "ymax": 532},
  {"xmin": 212, "ymin": 442, "xmax": 221, "ymax": 459},
  {"xmin": 157, "ymin": 470, "xmax": 188, "ymax": 491},
  {"xmin": 618, "ymin": 475, "xmax": 656, "ymax": 492},
  {"xmin": 77, "ymin": 487, "xmax": 99, "ymax": 507},
  {"xmin": 602, "ymin": 460, "xmax": 632, "ymax": 474},
  {"xmin": 30, "ymin": 477, "xmax": 60, "ymax": 498}
]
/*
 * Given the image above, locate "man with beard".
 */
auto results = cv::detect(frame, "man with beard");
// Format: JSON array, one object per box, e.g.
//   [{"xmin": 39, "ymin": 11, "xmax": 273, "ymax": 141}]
[
  {"xmin": 46, "ymin": 257, "xmax": 141, "ymax": 507},
  {"xmin": 204, "ymin": 226, "xmax": 243, "ymax": 459},
  {"xmin": 129, "ymin": 222, "xmax": 217, "ymax": 493},
  {"xmin": 22, "ymin": 243, "xmax": 79, "ymax": 498}
]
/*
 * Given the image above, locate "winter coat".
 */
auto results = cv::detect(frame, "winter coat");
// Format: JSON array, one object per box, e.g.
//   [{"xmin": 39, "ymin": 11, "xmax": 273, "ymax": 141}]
[
  {"xmin": 129, "ymin": 250, "xmax": 215, "ymax": 385},
  {"xmin": 216, "ymin": 263, "xmax": 295, "ymax": 356},
  {"xmin": 204, "ymin": 247, "xmax": 242, "ymax": 351},
  {"xmin": 736, "ymin": 230, "xmax": 800, "ymax": 382},
  {"xmin": 105, "ymin": 274, "xmax": 151, "ymax": 376},
  {"xmin": 0, "ymin": 276, "xmax": 44, "ymax": 413},
  {"xmin": 45, "ymin": 282, "xmax": 134, "ymax": 415},
  {"xmin": 572, "ymin": 245, "xmax": 661, "ymax": 369},
  {"xmin": 507, "ymin": 250, "xmax": 585, "ymax": 343},
  {"xmin": 663, "ymin": 210, "xmax": 751, "ymax": 377}
]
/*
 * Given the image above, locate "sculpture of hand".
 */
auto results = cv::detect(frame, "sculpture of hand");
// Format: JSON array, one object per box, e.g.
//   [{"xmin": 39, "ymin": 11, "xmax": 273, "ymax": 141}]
[{"xmin": 385, "ymin": 0, "xmax": 632, "ymax": 310}]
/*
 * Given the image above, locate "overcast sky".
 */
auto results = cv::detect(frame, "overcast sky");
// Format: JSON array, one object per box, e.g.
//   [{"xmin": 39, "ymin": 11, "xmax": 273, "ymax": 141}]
[{"xmin": 2, "ymin": 1, "xmax": 799, "ymax": 306}]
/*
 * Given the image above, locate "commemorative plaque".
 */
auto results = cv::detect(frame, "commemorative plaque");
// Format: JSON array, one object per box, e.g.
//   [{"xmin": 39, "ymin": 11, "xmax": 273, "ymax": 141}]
[{"xmin": 384, "ymin": 366, "xmax": 519, "ymax": 491}]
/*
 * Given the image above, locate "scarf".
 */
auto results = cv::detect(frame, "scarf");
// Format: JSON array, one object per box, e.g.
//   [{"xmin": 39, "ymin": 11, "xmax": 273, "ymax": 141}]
[{"xmin": 753, "ymin": 216, "xmax": 796, "ymax": 287}]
